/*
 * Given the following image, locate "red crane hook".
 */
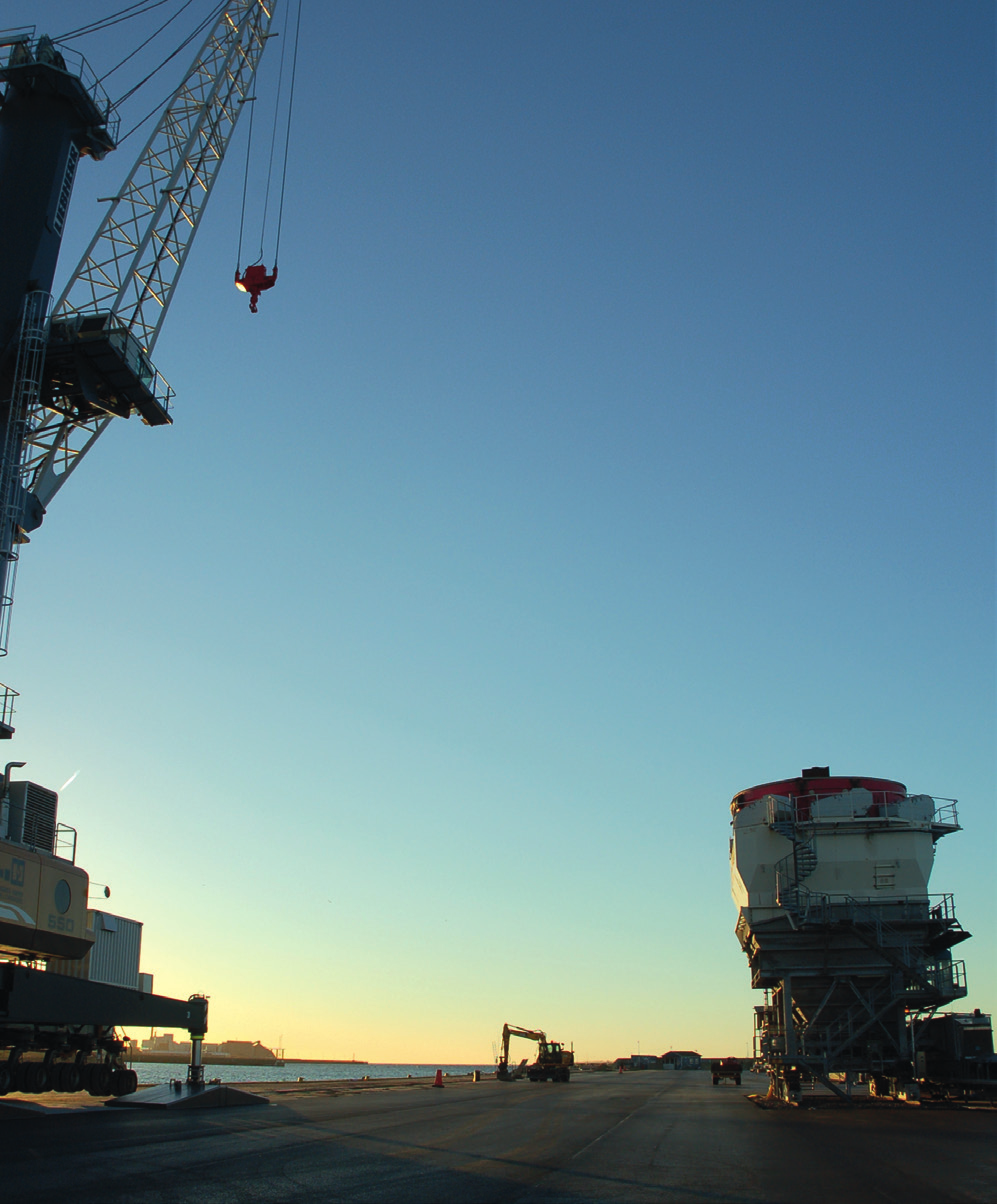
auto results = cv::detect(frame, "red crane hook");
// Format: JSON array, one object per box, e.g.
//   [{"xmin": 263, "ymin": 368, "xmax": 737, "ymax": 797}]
[{"xmin": 234, "ymin": 263, "xmax": 278, "ymax": 313}]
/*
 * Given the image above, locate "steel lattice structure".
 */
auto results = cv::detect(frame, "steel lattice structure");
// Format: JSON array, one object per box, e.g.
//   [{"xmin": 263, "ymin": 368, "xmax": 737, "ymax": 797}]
[{"xmin": 23, "ymin": 0, "xmax": 274, "ymax": 510}]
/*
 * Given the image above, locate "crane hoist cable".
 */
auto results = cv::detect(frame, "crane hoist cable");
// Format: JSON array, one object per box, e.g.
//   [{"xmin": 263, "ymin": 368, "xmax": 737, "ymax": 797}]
[
  {"xmin": 273, "ymin": 0, "xmax": 302, "ymax": 267},
  {"xmin": 54, "ymin": 0, "xmax": 188, "ymax": 44},
  {"xmin": 96, "ymin": 0, "xmax": 204, "ymax": 87},
  {"xmin": 54, "ymin": 1, "xmax": 229, "ymax": 145},
  {"xmin": 236, "ymin": 92, "xmax": 258, "ymax": 271},
  {"xmin": 235, "ymin": 0, "xmax": 301, "ymax": 313},
  {"xmin": 234, "ymin": 87, "xmax": 278, "ymax": 314},
  {"xmin": 258, "ymin": 16, "xmax": 289, "ymax": 261},
  {"xmin": 114, "ymin": 21, "xmax": 220, "ymax": 148},
  {"xmin": 112, "ymin": 3, "xmax": 226, "ymax": 109}
]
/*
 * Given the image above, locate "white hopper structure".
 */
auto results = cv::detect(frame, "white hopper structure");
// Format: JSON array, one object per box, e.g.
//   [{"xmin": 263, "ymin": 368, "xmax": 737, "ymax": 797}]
[{"xmin": 730, "ymin": 767, "xmax": 970, "ymax": 1102}]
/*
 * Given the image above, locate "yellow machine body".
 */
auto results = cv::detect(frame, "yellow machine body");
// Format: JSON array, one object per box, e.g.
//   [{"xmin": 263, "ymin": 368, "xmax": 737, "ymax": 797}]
[{"xmin": 0, "ymin": 838, "xmax": 92, "ymax": 960}]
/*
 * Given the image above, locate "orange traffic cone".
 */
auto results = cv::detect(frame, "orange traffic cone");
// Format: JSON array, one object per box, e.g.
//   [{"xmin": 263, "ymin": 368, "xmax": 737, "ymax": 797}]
[{"xmin": 433, "ymin": 1069, "xmax": 444, "ymax": 1088}]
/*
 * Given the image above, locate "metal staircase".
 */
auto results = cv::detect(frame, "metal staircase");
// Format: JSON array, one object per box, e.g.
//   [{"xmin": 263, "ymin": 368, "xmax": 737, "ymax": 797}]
[{"xmin": 770, "ymin": 814, "xmax": 818, "ymax": 914}]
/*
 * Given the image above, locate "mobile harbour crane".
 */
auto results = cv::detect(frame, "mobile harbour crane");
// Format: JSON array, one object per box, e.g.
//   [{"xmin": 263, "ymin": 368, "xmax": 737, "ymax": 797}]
[{"xmin": 0, "ymin": 2, "xmax": 279, "ymax": 1101}]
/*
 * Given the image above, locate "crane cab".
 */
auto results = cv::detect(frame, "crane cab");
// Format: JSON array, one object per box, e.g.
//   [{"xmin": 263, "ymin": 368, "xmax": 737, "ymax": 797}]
[{"xmin": 46, "ymin": 313, "xmax": 173, "ymax": 426}]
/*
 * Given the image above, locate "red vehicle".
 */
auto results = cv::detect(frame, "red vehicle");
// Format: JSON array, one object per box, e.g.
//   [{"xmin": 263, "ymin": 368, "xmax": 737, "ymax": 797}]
[{"xmin": 712, "ymin": 1057, "xmax": 743, "ymax": 1086}]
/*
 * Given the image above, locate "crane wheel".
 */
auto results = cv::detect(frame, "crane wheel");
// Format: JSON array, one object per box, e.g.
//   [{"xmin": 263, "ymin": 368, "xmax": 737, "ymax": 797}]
[
  {"xmin": 55, "ymin": 1063, "xmax": 82, "ymax": 1093},
  {"xmin": 23, "ymin": 1063, "xmax": 49, "ymax": 1093},
  {"xmin": 111, "ymin": 1068, "xmax": 138, "ymax": 1096},
  {"xmin": 86, "ymin": 1063, "xmax": 113, "ymax": 1096},
  {"xmin": 14, "ymin": 1062, "xmax": 35, "ymax": 1092}
]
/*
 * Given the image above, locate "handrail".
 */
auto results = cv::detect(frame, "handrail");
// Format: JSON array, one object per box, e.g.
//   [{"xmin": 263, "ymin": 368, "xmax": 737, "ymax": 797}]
[
  {"xmin": 930, "ymin": 799, "xmax": 960, "ymax": 829},
  {"xmin": 0, "ymin": 681, "xmax": 17, "ymax": 729},
  {"xmin": 776, "ymin": 887, "xmax": 961, "ymax": 925},
  {"xmin": 54, "ymin": 822, "xmax": 77, "ymax": 863},
  {"xmin": 766, "ymin": 792, "xmax": 959, "ymax": 830},
  {"xmin": 1, "ymin": 35, "xmax": 119, "ymax": 143}
]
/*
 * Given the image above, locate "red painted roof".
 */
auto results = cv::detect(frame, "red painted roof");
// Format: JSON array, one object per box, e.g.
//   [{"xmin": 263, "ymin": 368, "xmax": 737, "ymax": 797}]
[{"xmin": 730, "ymin": 775, "xmax": 906, "ymax": 814}]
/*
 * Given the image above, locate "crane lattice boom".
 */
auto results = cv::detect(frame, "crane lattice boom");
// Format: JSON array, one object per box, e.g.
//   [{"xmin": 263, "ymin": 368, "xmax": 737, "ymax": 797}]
[
  {"xmin": 55, "ymin": 0, "xmax": 274, "ymax": 349},
  {"xmin": 26, "ymin": 0, "xmax": 275, "ymax": 510}
]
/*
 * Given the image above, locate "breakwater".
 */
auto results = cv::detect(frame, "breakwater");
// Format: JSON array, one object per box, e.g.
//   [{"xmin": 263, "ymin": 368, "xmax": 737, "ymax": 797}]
[{"xmin": 127, "ymin": 1061, "xmax": 495, "ymax": 1086}]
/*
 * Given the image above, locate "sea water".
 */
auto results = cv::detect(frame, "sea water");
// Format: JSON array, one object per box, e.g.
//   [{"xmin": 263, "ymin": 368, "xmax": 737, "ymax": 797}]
[{"xmin": 127, "ymin": 1061, "xmax": 495, "ymax": 1086}]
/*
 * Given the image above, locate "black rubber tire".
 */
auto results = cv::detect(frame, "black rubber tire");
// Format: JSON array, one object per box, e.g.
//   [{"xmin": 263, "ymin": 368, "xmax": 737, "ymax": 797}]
[
  {"xmin": 87, "ymin": 1063, "xmax": 113, "ymax": 1096},
  {"xmin": 735, "ymin": 1075, "xmax": 741, "ymax": 1085},
  {"xmin": 61, "ymin": 1063, "xmax": 82, "ymax": 1093},
  {"xmin": 24, "ymin": 1063, "xmax": 49, "ymax": 1093},
  {"xmin": 0, "ymin": 1065, "xmax": 10, "ymax": 1095},
  {"xmin": 110, "ymin": 1068, "xmax": 138, "ymax": 1097}
]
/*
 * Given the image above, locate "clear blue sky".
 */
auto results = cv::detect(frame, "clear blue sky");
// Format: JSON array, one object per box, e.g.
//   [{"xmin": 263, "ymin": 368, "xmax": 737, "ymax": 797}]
[{"xmin": 4, "ymin": 1, "xmax": 993, "ymax": 1061}]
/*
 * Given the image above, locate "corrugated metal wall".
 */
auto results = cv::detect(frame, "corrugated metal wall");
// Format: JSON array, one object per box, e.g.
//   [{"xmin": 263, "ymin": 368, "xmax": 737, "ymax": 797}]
[
  {"xmin": 47, "ymin": 948, "xmax": 92, "ymax": 979},
  {"xmin": 87, "ymin": 910, "xmax": 143, "ymax": 989}
]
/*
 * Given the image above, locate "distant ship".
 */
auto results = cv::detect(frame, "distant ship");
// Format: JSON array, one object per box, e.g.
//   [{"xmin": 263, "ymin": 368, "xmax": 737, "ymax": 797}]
[{"xmin": 127, "ymin": 1037, "xmax": 285, "ymax": 1066}]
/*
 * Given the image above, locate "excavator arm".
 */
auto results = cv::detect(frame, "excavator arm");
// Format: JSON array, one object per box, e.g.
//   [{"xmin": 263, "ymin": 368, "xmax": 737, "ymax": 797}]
[{"xmin": 497, "ymin": 1024, "xmax": 548, "ymax": 1080}]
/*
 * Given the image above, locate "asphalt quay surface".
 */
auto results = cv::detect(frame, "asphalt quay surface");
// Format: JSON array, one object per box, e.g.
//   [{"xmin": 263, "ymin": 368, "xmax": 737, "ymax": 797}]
[{"xmin": 1, "ymin": 1069, "xmax": 995, "ymax": 1202}]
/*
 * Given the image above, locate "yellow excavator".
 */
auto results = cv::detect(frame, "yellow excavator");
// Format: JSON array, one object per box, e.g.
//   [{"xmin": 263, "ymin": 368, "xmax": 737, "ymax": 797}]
[{"xmin": 496, "ymin": 1023, "xmax": 574, "ymax": 1083}]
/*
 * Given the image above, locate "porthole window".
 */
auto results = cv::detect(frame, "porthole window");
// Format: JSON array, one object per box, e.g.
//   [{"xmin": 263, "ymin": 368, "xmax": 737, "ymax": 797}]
[{"xmin": 54, "ymin": 879, "xmax": 71, "ymax": 915}]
